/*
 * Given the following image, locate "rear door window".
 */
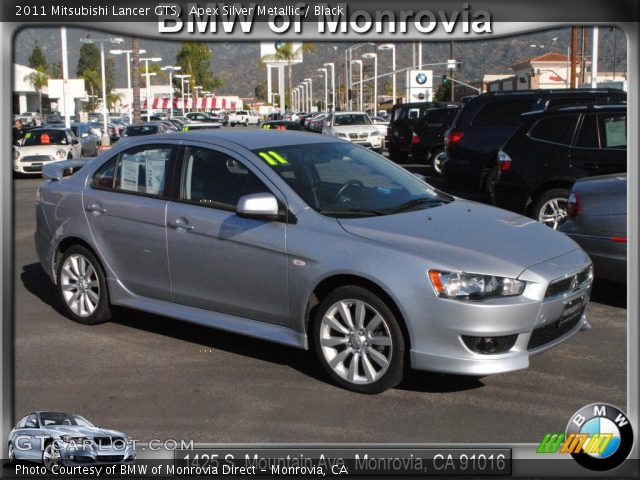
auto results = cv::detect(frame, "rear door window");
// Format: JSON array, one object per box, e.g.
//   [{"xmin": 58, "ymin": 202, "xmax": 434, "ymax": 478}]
[
  {"xmin": 574, "ymin": 114, "xmax": 600, "ymax": 149},
  {"xmin": 528, "ymin": 114, "xmax": 579, "ymax": 145},
  {"xmin": 472, "ymin": 99, "xmax": 536, "ymax": 127}
]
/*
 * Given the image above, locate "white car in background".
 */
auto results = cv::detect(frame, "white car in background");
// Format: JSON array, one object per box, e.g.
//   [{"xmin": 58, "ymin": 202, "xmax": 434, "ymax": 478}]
[
  {"xmin": 13, "ymin": 127, "xmax": 82, "ymax": 175},
  {"xmin": 228, "ymin": 110, "xmax": 261, "ymax": 126},
  {"xmin": 322, "ymin": 112, "xmax": 383, "ymax": 152}
]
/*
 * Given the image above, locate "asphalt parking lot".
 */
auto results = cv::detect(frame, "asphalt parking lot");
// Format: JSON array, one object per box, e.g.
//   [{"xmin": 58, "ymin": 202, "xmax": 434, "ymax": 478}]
[{"xmin": 13, "ymin": 136, "xmax": 627, "ymax": 445}]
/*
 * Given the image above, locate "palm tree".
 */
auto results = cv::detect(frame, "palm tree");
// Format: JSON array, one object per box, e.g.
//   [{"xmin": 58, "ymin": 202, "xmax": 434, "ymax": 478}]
[
  {"xmin": 260, "ymin": 43, "xmax": 315, "ymax": 111},
  {"xmin": 107, "ymin": 92, "xmax": 123, "ymax": 111},
  {"xmin": 24, "ymin": 67, "xmax": 48, "ymax": 114}
]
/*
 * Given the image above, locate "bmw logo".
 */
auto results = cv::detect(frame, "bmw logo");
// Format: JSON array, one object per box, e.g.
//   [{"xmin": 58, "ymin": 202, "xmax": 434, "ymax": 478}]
[
  {"xmin": 565, "ymin": 404, "xmax": 633, "ymax": 471},
  {"xmin": 415, "ymin": 73, "xmax": 427, "ymax": 85}
]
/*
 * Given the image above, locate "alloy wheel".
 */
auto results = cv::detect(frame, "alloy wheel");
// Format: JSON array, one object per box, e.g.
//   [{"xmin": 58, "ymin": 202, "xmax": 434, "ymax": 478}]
[
  {"xmin": 538, "ymin": 197, "xmax": 568, "ymax": 229},
  {"xmin": 319, "ymin": 299, "xmax": 393, "ymax": 385},
  {"xmin": 60, "ymin": 254, "xmax": 100, "ymax": 317},
  {"xmin": 42, "ymin": 442, "xmax": 60, "ymax": 471}
]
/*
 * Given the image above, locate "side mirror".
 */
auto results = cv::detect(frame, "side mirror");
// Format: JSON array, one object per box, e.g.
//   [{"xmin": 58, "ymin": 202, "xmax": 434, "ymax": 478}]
[
  {"xmin": 72, "ymin": 139, "xmax": 79, "ymax": 145},
  {"xmin": 236, "ymin": 193, "xmax": 280, "ymax": 220}
]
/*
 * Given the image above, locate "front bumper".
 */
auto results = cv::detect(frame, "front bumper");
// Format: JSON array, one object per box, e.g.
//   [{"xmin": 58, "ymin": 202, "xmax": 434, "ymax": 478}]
[
  {"xmin": 407, "ymin": 249, "xmax": 592, "ymax": 376},
  {"xmin": 59, "ymin": 445, "xmax": 136, "ymax": 466}
]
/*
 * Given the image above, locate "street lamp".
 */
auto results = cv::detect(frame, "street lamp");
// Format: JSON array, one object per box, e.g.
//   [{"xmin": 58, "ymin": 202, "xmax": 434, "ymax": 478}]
[
  {"xmin": 161, "ymin": 65, "xmax": 181, "ymax": 118},
  {"xmin": 378, "ymin": 44, "xmax": 396, "ymax": 106},
  {"xmin": 346, "ymin": 43, "xmax": 374, "ymax": 110},
  {"xmin": 110, "ymin": 48, "xmax": 146, "ymax": 124},
  {"xmin": 140, "ymin": 56, "xmax": 162, "ymax": 121},
  {"xmin": 304, "ymin": 78, "xmax": 313, "ymax": 112},
  {"xmin": 323, "ymin": 63, "xmax": 335, "ymax": 112},
  {"xmin": 317, "ymin": 68, "xmax": 328, "ymax": 112},
  {"xmin": 194, "ymin": 85, "xmax": 203, "ymax": 111},
  {"xmin": 174, "ymin": 74, "xmax": 191, "ymax": 115},
  {"xmin": 351, "ymin": 60, "xmax": 363, "ymax": 111},
  {"xmin": 362, "ymin": 53, "xmax": 378, "ymax": 116},
  {"xmin": 80, "ymin": 36, "xmax": 124, "ymax": 145},
  {"xmin": 298, "ymin": 84, "xmax": 306, "ymax": 112}
]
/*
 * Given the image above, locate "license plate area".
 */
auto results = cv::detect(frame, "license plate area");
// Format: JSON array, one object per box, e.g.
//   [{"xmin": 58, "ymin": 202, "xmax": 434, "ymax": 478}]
[{"xmin": 559, "ymin": 295, "xmax": 585, "ymax": 327}]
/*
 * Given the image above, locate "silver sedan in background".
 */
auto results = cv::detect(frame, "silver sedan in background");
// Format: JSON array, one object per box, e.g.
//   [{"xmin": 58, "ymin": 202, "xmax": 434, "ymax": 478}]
[
  {"xmin": 35, "ymin": 131, "xmax": 592, "ymax": 393},
  {"xmin": 559, "ymin": 174, "xmax": 627, "ymax": 284}
]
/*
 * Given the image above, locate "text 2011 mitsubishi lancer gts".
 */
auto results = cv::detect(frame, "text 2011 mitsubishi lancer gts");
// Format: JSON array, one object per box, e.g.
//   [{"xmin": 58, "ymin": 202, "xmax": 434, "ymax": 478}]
[{"xmin": 35, "ymin": 131, "xmax": 592, "ymax": 393}]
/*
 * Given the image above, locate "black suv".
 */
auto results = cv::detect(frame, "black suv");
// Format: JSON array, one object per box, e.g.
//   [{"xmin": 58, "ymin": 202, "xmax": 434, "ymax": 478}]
[
  {"xmin": 410, "ymin": 105, "xmax": 460, "ymax": 174},
  {"xmin": 386, "ymin": 102, "xmax": 449, "ymax": 162},
  {"xmin": 493, "ymin": 104, "xmax": 626, "ymax": 228},
  {"xmin": 441, "ymin": 89, "xmax": 626, "ymax": 192}
]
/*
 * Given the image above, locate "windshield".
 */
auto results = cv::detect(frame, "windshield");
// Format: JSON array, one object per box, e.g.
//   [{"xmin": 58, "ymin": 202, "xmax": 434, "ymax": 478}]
[
  {"xmin": 252, "ymin": 143, "xmax": 450, "ymax": 217},
  {"xmin": 39, "ymin": 412, "xmax": 94, "ymax": 427},
  {"xmin": 333, "ymin": 114, "xmax": 372, "ymax": 126},
  {"xmin": 22, "ymin": 129, "xmax": 69, "ymax": 146}
]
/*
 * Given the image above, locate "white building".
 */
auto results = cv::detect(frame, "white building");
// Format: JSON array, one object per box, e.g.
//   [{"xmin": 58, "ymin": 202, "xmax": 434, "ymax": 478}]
[{"xmin": 13, "ymin": 63, "xmax": 49, "ymax": 114}]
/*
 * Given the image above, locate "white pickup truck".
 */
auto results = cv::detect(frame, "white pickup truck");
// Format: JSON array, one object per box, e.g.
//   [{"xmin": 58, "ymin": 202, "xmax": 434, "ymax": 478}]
[{"xmin": 228, "ymin": 110, "xmax": 261, "ymax": 126}]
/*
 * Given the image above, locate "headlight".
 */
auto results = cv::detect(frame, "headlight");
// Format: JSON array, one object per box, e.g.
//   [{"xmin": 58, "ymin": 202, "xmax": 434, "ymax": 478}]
[
  {"xmin": 428, "ymin": 270, "xmax": 525, "ymax": 300},
  {"xmin": 56, "ymin": 149, "xmax": 67, "ymax": 159},
  {"xmin": 13, "ymin": 149, "xmax": 20, "ymax": 160}
]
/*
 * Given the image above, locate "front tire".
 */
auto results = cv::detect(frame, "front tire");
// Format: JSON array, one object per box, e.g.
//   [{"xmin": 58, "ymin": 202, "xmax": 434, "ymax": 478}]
[
  {"xmin": 312, "ymin": 286, "xmax": 405, "ymax": 394},
  {"xmin": 57, "ymin": 245, "xmax": 112, "ymax": 325},
  {"xmin": 530, "ymin": 188, "xmax": 570, "ymax": 229},
  {"xmin": 42, "ymin": 442, "xmax": 61, "ymax": 472}
]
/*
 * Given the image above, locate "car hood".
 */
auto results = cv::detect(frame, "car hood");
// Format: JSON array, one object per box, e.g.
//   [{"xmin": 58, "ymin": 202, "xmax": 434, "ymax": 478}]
[
  {"xmin": 331, "ymin": 125, "xmax": 377, "ymax": 133},
  {"xmin": 46, "ymin": 425, "xmax": 127, "ymax": 438},
  {"xmin": 337, "ymin": 199, "xmax": 580, "ymax": 279},
  {"xmin": 18, "ymin": 145, "xmax": 69, "ymax": 155}
]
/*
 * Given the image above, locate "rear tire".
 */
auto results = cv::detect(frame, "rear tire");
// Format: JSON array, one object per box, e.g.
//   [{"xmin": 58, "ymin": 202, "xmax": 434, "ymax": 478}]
[
  {"xmin": 530, "ymin": 188, "xmax": 570, "ymax": 229},
  {"xmin": 312, "ymin": 286, "xmax": 405, "ymax": 394},
  {"xmin": 430, "ymin": 148, "xmax": 445, "ymax": 175},
  {"xmin": 57, "ymin": 245, "xmax": 112, "ymax": 325}
]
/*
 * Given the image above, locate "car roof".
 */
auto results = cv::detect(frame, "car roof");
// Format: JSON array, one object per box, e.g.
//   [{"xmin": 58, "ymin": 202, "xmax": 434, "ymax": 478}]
[
  {"xmin": 522, "ymin": 103, "xmax": 627, "ymax": 117},
  {"xmin": 130, "ymin": 130, "xmax": 339, "ymax": 150}
]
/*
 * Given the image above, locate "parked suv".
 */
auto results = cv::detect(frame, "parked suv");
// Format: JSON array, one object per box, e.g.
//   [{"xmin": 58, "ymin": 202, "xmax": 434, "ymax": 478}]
[
  {"xmin": 386, "ymin": 102, "xmax": 443, "ymax": 162},
  {"xmin": 493, "ymin": 104, "xmax": 627, "ymax": 228},
  {"xmin": 410, "ymin": 105, "xmax": 460, "ymax": 174},
  {"xmin": 441, "ymin": 89, "xmax": 626, "ymax": 192}
]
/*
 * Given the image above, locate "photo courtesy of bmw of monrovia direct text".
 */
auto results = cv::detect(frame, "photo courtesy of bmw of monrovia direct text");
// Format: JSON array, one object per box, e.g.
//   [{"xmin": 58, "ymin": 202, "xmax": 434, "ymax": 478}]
[{"xmin": 0, "ymin": 0, "xmax": 637, "ymax": 478}]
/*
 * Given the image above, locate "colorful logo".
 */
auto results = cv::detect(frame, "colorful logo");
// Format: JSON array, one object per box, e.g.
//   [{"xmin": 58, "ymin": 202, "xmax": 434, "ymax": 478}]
[
  {"xmin": 537, "ymin": 404, "xmax": 633, "ymax": 471},
  {"xmin": 415, "ymin": 73, "xmax": 427, "ymax": 85}
]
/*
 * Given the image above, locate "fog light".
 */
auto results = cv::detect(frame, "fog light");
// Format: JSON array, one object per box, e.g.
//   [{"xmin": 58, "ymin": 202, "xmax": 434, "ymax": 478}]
[
  {"xmin": 69, "ymin": 455, "xmax": 75, "ymax": 461},
  {"xmin": 461, "ymin": 334, "xmax": 518, "ymax": 354}
]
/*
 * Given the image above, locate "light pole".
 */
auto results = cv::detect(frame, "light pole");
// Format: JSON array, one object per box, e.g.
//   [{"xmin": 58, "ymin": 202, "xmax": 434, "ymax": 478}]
[
  {"xmin": 110, "ymin": 48, "xmax": 146, "ymax": 123},
  {"xmin": 80, "ymin": 36, "xmax": 123, "ymax": 145},
  {"xmin": 317, "ymin": 68, "xmax": 328, "ymax": 112},
  {"xmin": 140, "ymin": 56, "xmax": 162, "ymax": 121},
  {"xmin": 174, "ymin": 74, "xmax": 191, "ymax": 115},
  {"xmin": 194, "ymin": 85, "xmax": 203, "ymax": 111},
  {"xmin": 298, "ymin": 84, "xmax": 306, "ymax": 112},
  {"xmin": 161, "ymin": 66, "xmax": 181, "ymax": 118},
  {"xmin": 378, "ymin": 44, "xmax": 396, "ymax": 106},
  {"xmin": 351, "ymin": 60, "xmax": 363, "ymax": 111},
  {"xmin": 304, "ymin": 78, "xmax": 313, "ymax": 112},
  {"xmin": 323, "ymin": 63, "xmax": 335, "ymax": 112},
  {"xmin": 346, "ymin": 43, "xmax": 374, "ymax": 110},
  {"xmin": 362, "ymin": 53, "xmax": 378, "ymax": 116}
]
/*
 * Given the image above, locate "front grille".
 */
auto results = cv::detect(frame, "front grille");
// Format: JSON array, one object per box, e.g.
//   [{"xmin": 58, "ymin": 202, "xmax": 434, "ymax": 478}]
[
  {"xmin": 527, "ymin": 308, "xmax": 584, "ymax": 350},
  {"xmin": 358, "ymin": 132, "xmax": 369, "ymax": 139},
  {"xmin": 22, "ymin": 155, "xmax": 54, "ymax": 163},
  {"xmin": 72, "ymin": 455, "xmax": 95, "ymax": 463},
  {"xmin": 23, "ymin": 165, "xmax": 43, "ymax": 172},
  {"xmin": 545, "ymin": 266, "xmax": 592, "ymax": 298},
  {"xmin": 462, "ymin": 334, "xmax": 518, "ymax": 354},
  {"xmin": 96, "ymin": 455, "xmax": 125, "ymax": 463},
  {"xmin": 348, "ymin": 132, "xmax": 358, "ymax": 139},
  {"xmin": 94, "ymin": 437, "xmax": 112, "ymax": 447}
]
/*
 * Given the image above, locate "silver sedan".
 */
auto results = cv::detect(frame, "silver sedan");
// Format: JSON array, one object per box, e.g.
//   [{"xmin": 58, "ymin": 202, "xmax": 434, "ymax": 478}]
[{"xmin": 35, "ymin": 131, "xmax": 592, "ymax": 393}]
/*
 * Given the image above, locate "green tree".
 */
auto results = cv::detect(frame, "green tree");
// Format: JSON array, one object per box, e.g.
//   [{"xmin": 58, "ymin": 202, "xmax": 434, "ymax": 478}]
[
  {"xmin": 254, "ymin": 81, "xmax": 267, "ymax": 101},
  {"xmin": 24, "ymin": 68, "xmax": 48, "ymax": 113},
  {"xmin": 82, "ymin": 69, "xmax": 101, "ymax": 111},
  {"xmin": 28, "ymin": 42, "xmax": 48, "ymax": 72},
  {"xmin": 433, "ymin": 83, "xmax": 451, "ymax": 102},
  {"xmin": 77, "ymin": 42, "xmax": 100, "ymax": 77},
  {"xmin": 260, "ymin": 42, "xmax": 315, "ymax": 110},
  {"xmin": 175, "ymin": 42, "xmax": 222, "ymax": 92}
]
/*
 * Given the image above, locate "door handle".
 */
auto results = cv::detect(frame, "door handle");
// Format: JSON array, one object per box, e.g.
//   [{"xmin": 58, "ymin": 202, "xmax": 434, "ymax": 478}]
[
  {"xmin": 167, "ymin": 218, "xmax": 195, "ymax": 231},
  {"xmin": 85, "ymin": 202, "xmax": 106, "ymax": 214}
]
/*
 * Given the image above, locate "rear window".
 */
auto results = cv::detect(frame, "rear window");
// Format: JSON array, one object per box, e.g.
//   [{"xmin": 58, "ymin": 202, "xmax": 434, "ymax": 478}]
[
  {"xmin": 124, "ymin": 125, "xmax": 160, "ymax": 136},
  {"xmin": 472, "ymin": 99, "xmax": 536, "ymax": 127},
  {"xmin": 528, "ymin": 114, "xmax": 578, "ymax": 145}
]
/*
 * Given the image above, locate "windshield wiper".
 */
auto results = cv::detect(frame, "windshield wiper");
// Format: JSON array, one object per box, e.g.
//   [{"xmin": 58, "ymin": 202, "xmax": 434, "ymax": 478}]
[
  {"xmin": 388, "ymin": 197, "xmax": 446, "ymax": 214},
  {"xmin": 320, "ymin": 208, "xmax": 386, "ymax": 218}
]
